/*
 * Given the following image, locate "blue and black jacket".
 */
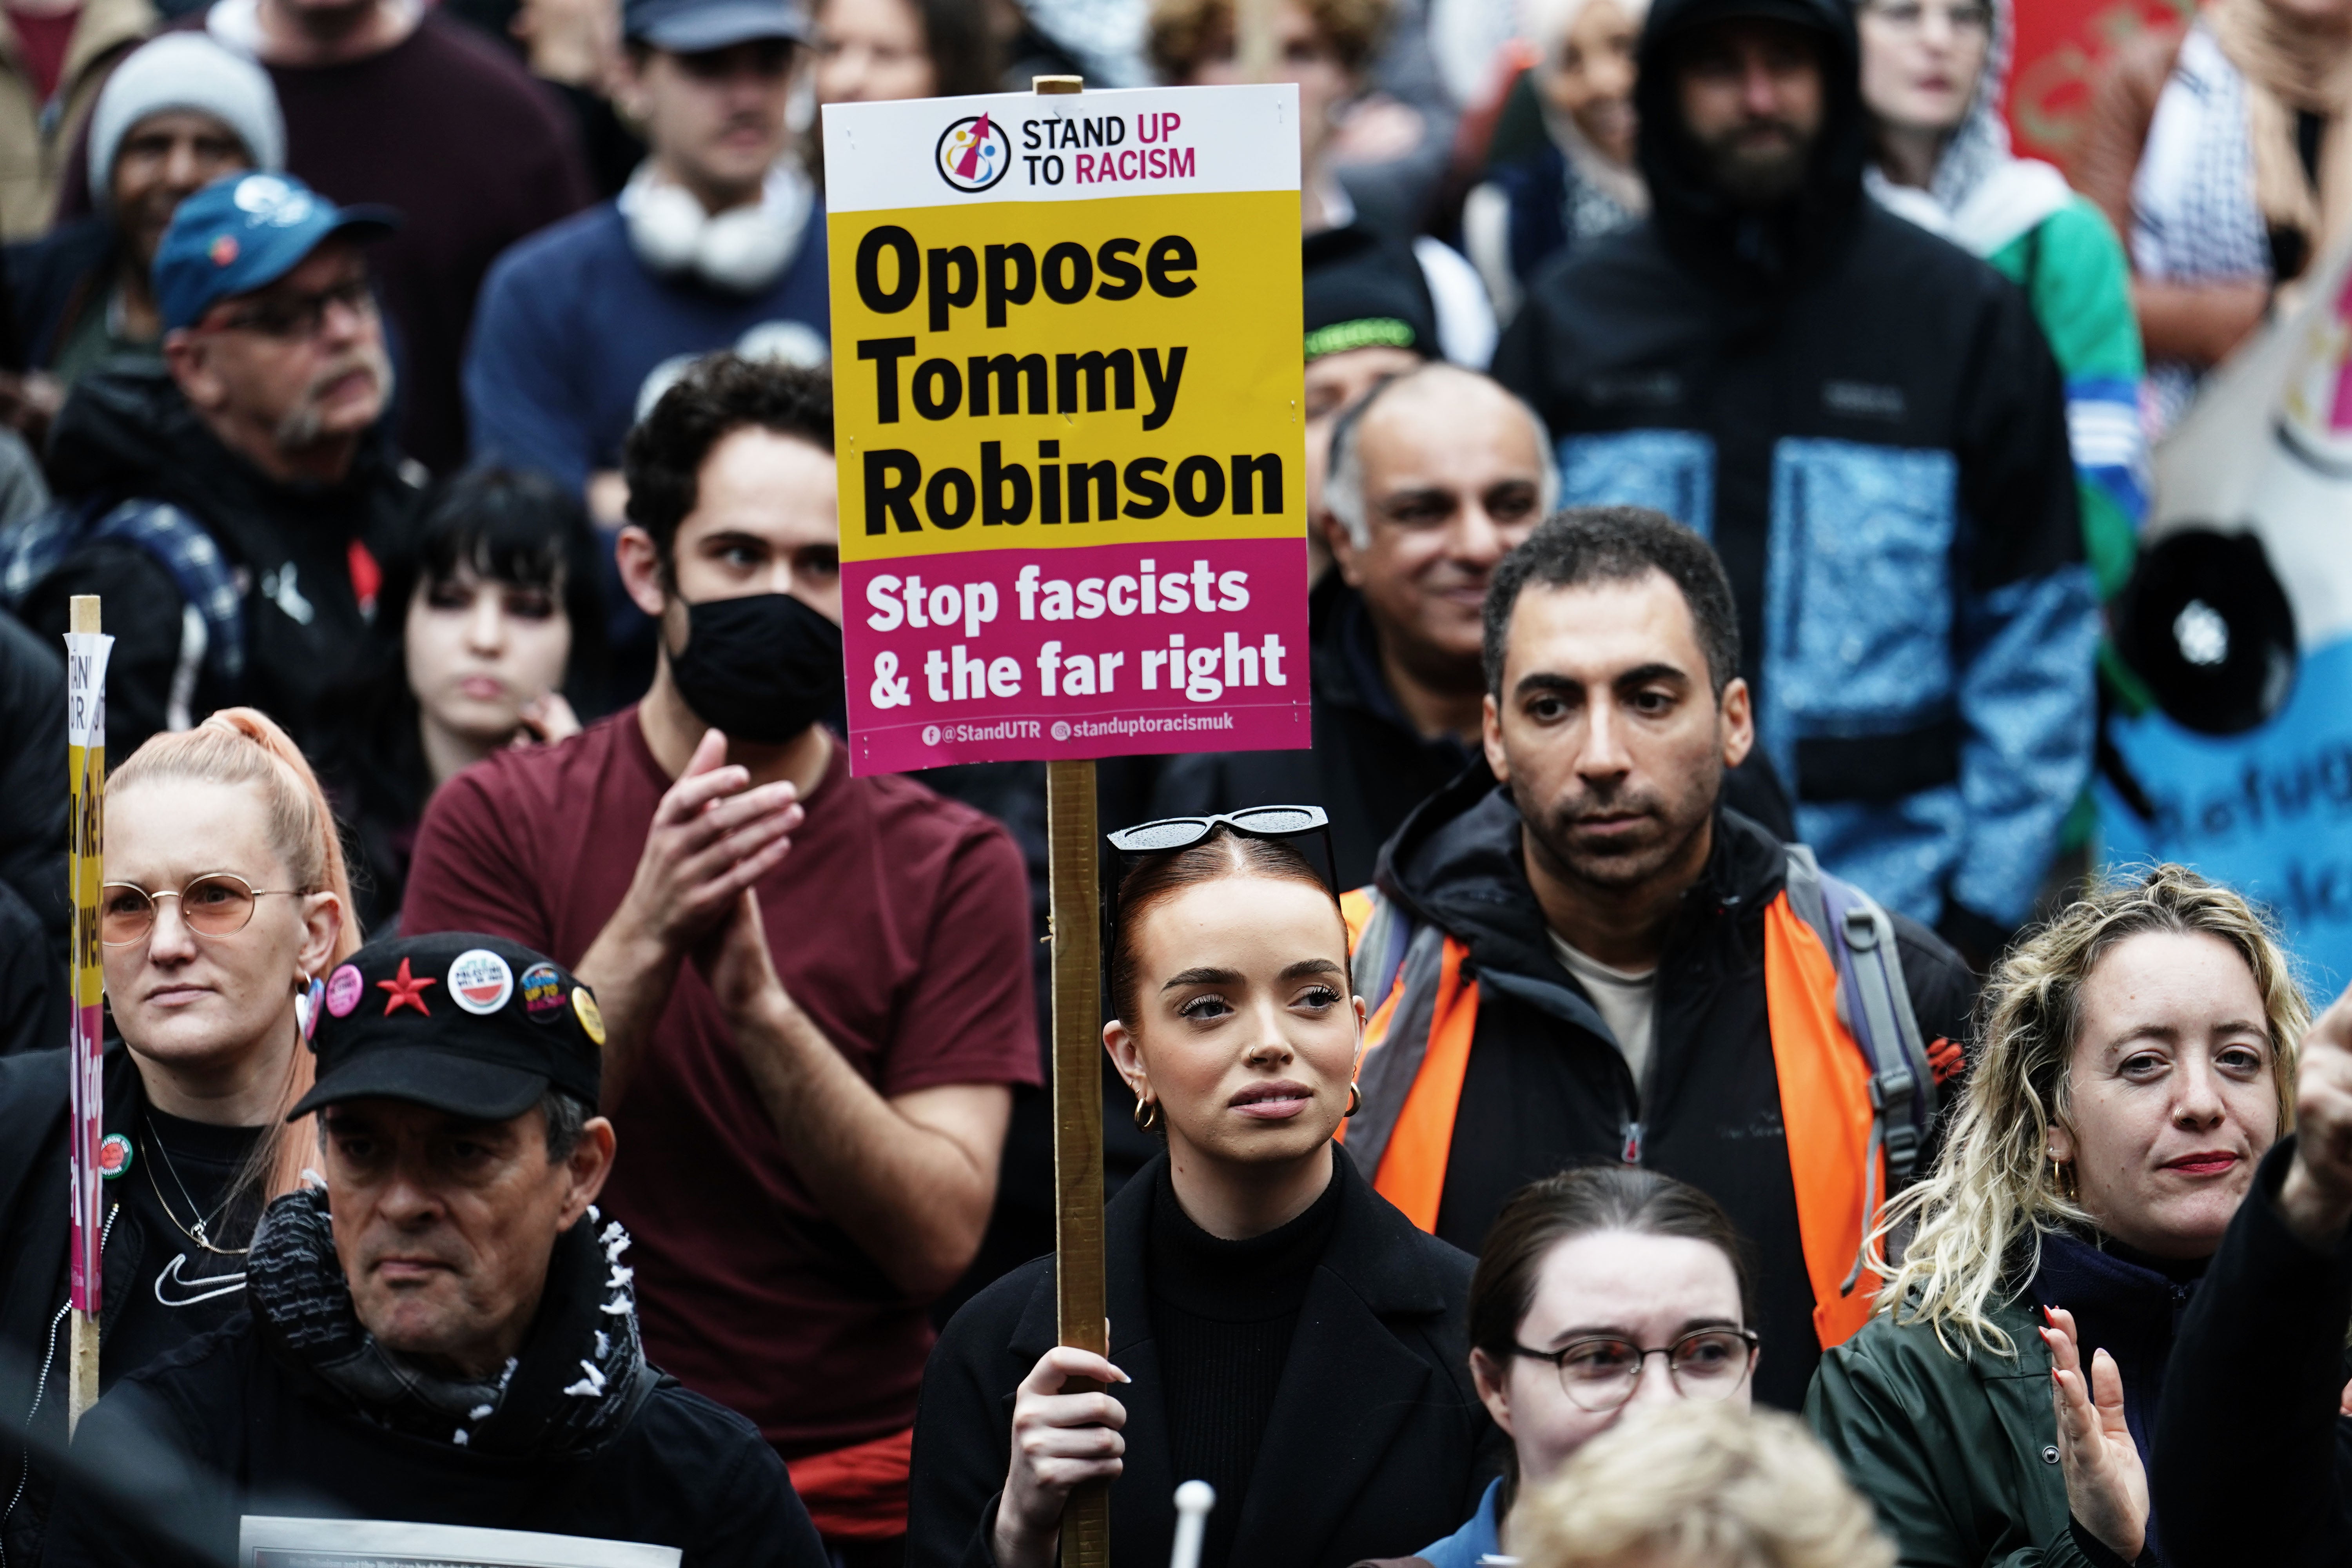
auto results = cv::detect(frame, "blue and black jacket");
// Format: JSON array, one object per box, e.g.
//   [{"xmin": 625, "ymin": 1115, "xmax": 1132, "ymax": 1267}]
[{"xmin": 1491, "ymin": 0, "xmax": 2097, "ymax": 940}]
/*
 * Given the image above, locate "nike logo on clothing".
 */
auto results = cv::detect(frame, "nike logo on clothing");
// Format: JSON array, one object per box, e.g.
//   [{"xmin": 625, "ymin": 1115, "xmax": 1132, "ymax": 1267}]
[{"xmin": 154, "ymin": 1252, "xmax": 247, "ymax": 1308}]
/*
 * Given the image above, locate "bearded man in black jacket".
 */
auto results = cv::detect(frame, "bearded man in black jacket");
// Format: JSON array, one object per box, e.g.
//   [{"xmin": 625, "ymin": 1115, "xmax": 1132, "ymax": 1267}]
[
  {"xmin": 39, "ymin": 933, "xmax": 826, "ymax": 1568},
  {"xmin": 1491, "ymin": 0, "xmax": 2093, "ymax": 968}
]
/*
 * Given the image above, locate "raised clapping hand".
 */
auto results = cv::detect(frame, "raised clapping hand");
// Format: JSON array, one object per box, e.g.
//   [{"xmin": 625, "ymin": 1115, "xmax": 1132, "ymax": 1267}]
[
  {"xmin": 619, "ymin": 728, "xmax": 804, "ymax": 958},
  {"xmin": 993, "ymin": 1346, "xmax": 1129, "ymax": 1568},
  {"xmin": 2041, "ymin": 1306, "xmax": 2147, "ymax": 1562},
  {"xmin": 2282, "ymin": 986, "xmax": 2352, "ymax": 1249}
]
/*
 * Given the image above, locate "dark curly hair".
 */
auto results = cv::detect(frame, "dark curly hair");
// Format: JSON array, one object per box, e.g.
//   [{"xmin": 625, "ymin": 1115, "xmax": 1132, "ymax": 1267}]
[
  {"xmin": 1483, "ymin": 505, "xmax": 1742, "ymax": 699},
  {"xmin": 622, "ymin": 353, "xmax": 833, "ymax": 574}
]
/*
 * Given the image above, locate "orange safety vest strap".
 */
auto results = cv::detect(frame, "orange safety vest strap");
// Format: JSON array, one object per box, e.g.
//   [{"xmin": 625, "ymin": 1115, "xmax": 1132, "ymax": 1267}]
[
  {"xmin": 1368, "ymin": 938, "xmax": 1479, "ymax": 1233},
  {"xmin": 1762, "ymin": 890, "xmax": 1886, "ymax": 1350}
]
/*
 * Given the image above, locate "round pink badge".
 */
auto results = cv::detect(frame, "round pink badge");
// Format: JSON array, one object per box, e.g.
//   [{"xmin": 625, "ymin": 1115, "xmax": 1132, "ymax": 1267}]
[{"xmin": 325, "ymin": 963, "xmax": 365, "ymax": 1018}]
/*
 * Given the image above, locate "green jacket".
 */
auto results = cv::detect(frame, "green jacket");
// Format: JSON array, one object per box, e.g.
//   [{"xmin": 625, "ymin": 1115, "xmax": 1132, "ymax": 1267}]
[{"xmin": 1805, "ymin": 1298, "xmax": 2131, "ymax": 1568}]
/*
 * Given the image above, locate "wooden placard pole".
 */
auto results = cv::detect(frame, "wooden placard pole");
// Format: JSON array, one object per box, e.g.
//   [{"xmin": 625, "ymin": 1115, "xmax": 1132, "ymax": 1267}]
[
  {"xmin": 1045, "ymin": 758, "xmax": 1109, "ymax": 1568},
  {"xmin": 1029, "ymin": 69, "xmax": 1110, "ymax": 1568},
  {"xmin": 1237, "ymin": 0, "xmax": 1278, "ymax": 80},
  {"xmin": 65, "ymin": 595, "xmax": 105, "ymax": 1432}
]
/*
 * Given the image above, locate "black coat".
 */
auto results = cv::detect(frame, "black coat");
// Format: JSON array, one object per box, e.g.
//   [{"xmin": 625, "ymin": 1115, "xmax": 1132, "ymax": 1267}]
[
  {"xmin": 2151, "ymin": 1138, "xmax": 2352, "ymax": 1568},
  {"xmin": 907, "ymin": 1151, "xmax": 1497, "ymax": 1568},
  {"xmin": 1371, "ymin": 771, "xmax": 1975, "ymax": 1410},
  {"xmin": 0, "ymin": 610, "xmax": 65, "ymax": 1057},
  {"xmin": 0, "ymin": 1045, "xmax": 145, "ymax": 1568},
  {"xmin": 2, "ymin": 216, "xmax": 114, "ymax": 372},
  {"xmin": 1151, "ymin": 579, "xmax": 1481, "ymax": 889},
  {"xmin": 37, "ymin": 1223, "xmax": 828, "ymax": 1568}
]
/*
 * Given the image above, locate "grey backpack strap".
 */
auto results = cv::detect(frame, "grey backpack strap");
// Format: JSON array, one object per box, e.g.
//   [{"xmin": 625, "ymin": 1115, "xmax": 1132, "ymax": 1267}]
[{"xmin": 1782, "ymin": 844, "xmax": 1936, "ymax": 1293}]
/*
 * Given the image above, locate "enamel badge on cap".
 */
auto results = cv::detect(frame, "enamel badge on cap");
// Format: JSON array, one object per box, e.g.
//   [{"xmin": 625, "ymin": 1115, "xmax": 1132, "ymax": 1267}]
[
  {"xmin": 519, "ymin": 961, "xmax": 565, "ymax": 1022},
  {"xmin": 572, "ymin": 985, "xmax": 607, "ymax": 1046},
  {"xmin": 325, "ymin": 962, "xmax": 364, "ymax": 1018},
  {"xmin": 448, "ymin": 949, "xmax": 515, "ymax": 1016}
]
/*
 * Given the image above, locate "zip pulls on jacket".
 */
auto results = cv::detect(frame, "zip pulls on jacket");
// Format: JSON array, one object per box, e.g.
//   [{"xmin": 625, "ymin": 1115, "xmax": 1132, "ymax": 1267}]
[{"xmin": 0, "ymin": 1201, "xmax": 119, "ymax": 1568}]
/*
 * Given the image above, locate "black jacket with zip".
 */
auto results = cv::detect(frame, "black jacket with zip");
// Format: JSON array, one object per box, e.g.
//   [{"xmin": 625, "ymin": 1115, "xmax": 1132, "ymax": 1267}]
[
  {"xmin": 1369, "ymin": 768, "xmax": 1975, "ymax": 1409},
  {"xmin": 10, "ymin": 362, "xmax": 418, "ymax": 761},
  {"xmin": 0, "ymin": 1045, "xmax": 142, "ymax": 1568},
  {"xmin": 907, "ymin": 1149, "xmax": 1498, "ymax": 1568}
]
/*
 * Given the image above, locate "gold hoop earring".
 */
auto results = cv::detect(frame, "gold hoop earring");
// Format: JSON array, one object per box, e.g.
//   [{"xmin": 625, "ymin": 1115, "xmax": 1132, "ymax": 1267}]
[
  {"xmin": 2049, "ymin": 1154, "xmax": 2075, "ymax": 1199},
  {"xmin": 1132, "ymin": 1096, "xmax": 1160, "ymax": 1133},
  {"xmin": 1345, "ymin": 1082, "xmax": 1362, "ymax": 1118}
]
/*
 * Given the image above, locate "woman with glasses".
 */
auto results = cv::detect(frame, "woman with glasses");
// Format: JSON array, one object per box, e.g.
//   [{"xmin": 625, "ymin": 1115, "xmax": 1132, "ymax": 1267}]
[
  {"xmin": 0, "ymin": 707, "xmax": 356, "ymax": 1566},
  {"xmin": 906, "ymin": 810, "xmax": 1496, "ymax": 1568},
  {"xmin": 1806, "ymin": 866, "xmax": 2306, "ymax": 1567},
  {"xmin": 1362, "ymin": 1167, "xmax": 1758, "ymax": 1568},
  {"xmin": 1857, "ymin": 0, "xmax": 2146, "ymax": 617}
]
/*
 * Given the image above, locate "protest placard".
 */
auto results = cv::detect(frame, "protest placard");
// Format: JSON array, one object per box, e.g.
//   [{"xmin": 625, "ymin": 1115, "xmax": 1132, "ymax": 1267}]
[
  {"xmin": 823, "ymin": 82, "xmax": 1308, "ymax": 775},
  {"xmin": 2102, "ymin": 241, "xmax": 2352, "ymax": 988},
  {"xmin": 64, "ymin": 595, "xmax": 110, "ymax": 1428},
  {"xmin": 240, "ymin": 1515, "xmax": 680, "ymax": 1567}
]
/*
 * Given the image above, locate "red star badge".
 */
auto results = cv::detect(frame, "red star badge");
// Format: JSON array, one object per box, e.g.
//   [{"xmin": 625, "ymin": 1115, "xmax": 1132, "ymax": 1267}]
[{"xmin": 377, "ymin": 957, "xmax": 436, "ymax": 1017}]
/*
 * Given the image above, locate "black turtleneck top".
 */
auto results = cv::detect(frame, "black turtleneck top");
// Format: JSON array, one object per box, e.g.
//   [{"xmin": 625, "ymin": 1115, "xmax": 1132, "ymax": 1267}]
[{"xmin": 1146, "ymin": 1158, "xmax": 1345, "ymax": 1568}]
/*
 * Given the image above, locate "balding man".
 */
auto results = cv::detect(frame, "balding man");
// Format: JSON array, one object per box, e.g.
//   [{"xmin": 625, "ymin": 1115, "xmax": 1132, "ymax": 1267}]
[{"xmin": 1152, "ymin": 364, "xmax": 1552, "ymax": 886}]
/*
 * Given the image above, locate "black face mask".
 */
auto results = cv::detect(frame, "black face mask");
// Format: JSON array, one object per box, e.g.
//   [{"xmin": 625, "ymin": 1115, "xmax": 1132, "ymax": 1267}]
[{"xmin": 667, "ymin": 593, "xmax": 844, "ymax": 744}]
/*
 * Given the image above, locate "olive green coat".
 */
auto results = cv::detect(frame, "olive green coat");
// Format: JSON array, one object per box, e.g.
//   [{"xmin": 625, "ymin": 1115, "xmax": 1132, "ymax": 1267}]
[{"xmin": 1804, "ymin": 1299, "xmax": 2127, "ymax": 1568}]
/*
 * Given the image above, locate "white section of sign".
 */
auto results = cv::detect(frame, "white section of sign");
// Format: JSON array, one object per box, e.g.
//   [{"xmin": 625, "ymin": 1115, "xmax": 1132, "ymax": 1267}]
[
  {"xmin": 64, "ymin": 633, "xmax": 111, "ymax": 748},
  {"xmin": 822, "ymin": 84, "xmax": 1301, "ymax": 212},
  {"xmin": 240, "ymin": 1515, "xmax": 681, "ymax": 1567},
  {"xmin": 2154, "ymin": 235, "xmax": 2352, "ymax": 649}
]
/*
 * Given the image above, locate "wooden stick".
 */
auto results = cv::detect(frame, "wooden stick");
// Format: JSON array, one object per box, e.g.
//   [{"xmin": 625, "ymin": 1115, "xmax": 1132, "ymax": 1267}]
[
  {"xmin": 65, "ymin": 595, "xmax": 102, "ymax": 1433},
  {"xmin": 1237, "ymin": 0, "xmax": 1278, "ymax": 80},
  {"xmin": 1045, "ymin": 758, "xmax": 1109, "ymax": 1568}
]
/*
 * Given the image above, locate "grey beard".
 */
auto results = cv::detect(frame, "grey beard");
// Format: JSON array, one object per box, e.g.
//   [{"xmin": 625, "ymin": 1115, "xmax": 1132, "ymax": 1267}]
[{"xmin": 275, "ymin": 348, "xmax": 396, "ymax": 450}]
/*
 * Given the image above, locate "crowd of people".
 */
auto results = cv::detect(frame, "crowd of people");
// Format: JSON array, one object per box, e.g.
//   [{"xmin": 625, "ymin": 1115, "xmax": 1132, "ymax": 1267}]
[{"xmin": 0, "ymin": 0, "xmax": 2345, "ymax": 1562}]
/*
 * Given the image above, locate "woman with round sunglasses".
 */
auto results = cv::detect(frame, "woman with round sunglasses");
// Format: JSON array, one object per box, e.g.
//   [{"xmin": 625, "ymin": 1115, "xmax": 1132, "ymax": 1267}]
[
  {"xmin": 1805, "ymin": 867, "xmax": 2304, "ymax": 1567},
  {"xmin": 1356, "ymin": 1167, "xmax": 1759, "ymax": 1568},
  {"xmin": 906, "ymin": 811, "xmax": 1495, "ymax": 1568},
  {"xmin": 0, "ymin": 708, "xmax": 356, "ymax": 1566}
]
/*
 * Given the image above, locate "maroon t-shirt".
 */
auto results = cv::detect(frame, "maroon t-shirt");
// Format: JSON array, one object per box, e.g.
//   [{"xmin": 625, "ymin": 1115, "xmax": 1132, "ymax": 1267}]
[{"xmin": 401, "ymin": 711, "xmax": 1041, "ymax": 1455}]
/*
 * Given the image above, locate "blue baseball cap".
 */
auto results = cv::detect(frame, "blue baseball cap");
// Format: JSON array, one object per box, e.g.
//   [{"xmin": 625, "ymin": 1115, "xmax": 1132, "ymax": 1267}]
[
  {"xmin": 154, "ymin": 171, "xmax": 398, "ymax": 334},
  {"xmin": 622, "ymin": 0, "xmax": 811, "ymax": 53}
]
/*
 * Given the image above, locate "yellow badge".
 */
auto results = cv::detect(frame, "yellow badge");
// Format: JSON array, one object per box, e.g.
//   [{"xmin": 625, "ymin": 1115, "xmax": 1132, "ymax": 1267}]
[{"xmin": 571, "ymin": 984, "xmax": 607, "ymax": 1047}]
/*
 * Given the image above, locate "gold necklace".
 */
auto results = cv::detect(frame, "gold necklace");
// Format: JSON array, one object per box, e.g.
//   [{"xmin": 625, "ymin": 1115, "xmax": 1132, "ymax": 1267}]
[{"xmin": 142, "ymin": 1117, "xmax": 252, "ymax": 1258}]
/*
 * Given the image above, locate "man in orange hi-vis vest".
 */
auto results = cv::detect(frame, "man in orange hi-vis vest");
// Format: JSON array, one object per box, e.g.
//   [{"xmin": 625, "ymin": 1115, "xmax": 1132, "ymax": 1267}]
[{"xmin": 1340, "ymin": 506, "xmax": 1975, "ymax": 1411}]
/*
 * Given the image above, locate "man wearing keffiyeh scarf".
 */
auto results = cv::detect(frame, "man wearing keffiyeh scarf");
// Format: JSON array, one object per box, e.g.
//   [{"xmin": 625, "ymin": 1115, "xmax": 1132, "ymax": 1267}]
[{"xmin": 34, "ymin": 933, "xmax": 827, "ymax": 1568}]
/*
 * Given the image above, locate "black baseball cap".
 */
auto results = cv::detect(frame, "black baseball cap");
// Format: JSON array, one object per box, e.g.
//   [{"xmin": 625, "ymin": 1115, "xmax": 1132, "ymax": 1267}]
[
  {"xmin": 622, "ymin": 0, "xmax": 811, "ymax": 53},
  {"xmin": 292, "ymin": 933, "xmax": 604, "ymax": 1122}
]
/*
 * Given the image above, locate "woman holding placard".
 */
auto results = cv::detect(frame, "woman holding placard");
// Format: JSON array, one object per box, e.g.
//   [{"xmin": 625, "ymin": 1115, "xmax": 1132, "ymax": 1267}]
[
  {"xmin": 906, "ymin": 808, "xmax": 1496, "ymax": 1568},
  {"xmin": 0, "ymin": 708, "xmax": 357, "ymax": 1566}
]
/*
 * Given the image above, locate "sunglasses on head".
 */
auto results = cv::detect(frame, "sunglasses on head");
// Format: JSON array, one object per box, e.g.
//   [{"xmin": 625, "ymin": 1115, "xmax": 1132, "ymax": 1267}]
[{"xmin": 1100, "ymin": 806, "xmax": 1339, "ymax": 943}]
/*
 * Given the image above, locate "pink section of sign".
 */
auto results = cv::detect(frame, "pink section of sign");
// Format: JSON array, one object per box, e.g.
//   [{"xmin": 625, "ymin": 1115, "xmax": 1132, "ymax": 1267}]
[
  {"xmin": 68, "ymin": 1000, "xmax": 102, "ymax": 1312},
  {"xmin": 844, "ymin": 535, "xmax": 1310, "ymax": 773}
]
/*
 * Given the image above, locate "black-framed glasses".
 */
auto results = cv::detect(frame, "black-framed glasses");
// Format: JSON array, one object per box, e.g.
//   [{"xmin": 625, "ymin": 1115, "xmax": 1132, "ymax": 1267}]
[
  {"xmin": 211, "ymin": 275, "xmax": 376, "ymax": 341},
  {"xmin": 99, "ymin": 873, "xmax": 302, "ymax": 946},
  {"xmin": 1512, "ymin": 1328, "xmax": 1759, "ymax": 1412},
  {"xmin": 1101, "ymin": 806, "xmax": 1338, "ymax": 942}
]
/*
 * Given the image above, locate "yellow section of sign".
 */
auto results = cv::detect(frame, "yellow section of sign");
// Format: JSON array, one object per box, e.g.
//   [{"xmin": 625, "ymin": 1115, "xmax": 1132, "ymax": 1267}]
[
  {"xmin": 829, "ymin": 189, "xmax": 1303, "ymax": 563},
  {"xmin": 68, "ymin": 739, "xmax": 101, "ymax": 1008}
]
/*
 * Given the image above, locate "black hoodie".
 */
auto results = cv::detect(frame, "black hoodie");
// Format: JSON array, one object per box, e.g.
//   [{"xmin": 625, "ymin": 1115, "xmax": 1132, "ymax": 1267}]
[
  {"xmin": 1490, "ymin": 0, "xmax": 2090, "ymax": 939},
  {"xmin": 1371, "ymin": 768, "xmax": 1974, "ymax": 1410},
  {"xmin": 12, "ymin": 363, "xmax": 418, "ymax": 760}
]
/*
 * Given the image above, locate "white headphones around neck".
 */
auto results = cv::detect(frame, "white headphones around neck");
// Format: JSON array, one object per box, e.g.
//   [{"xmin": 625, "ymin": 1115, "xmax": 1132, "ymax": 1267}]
[{"xmin": 621, "ymin": 162, "xmax": 811, "ymax": 295}]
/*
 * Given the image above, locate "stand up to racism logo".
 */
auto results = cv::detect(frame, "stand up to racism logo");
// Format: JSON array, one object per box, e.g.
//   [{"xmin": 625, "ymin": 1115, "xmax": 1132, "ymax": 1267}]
[{"xmin": 936, "ymin": 113, "xmax": 1013, "ymax": 193}]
